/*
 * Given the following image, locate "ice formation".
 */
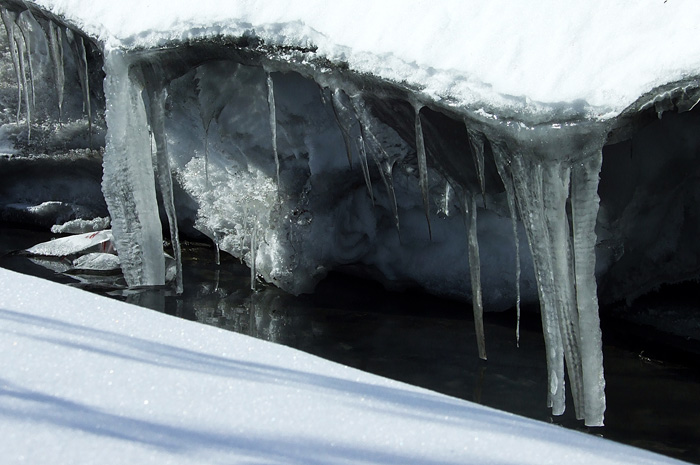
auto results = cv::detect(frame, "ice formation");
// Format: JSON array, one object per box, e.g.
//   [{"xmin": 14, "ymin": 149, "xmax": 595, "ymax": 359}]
[
  {"xmin": 2, "ymin": 0, "xmax": 700, "ymax": 427},
  {"xmin": 26, "ymin": 229, "xmax": 113, "ymax": 256}
]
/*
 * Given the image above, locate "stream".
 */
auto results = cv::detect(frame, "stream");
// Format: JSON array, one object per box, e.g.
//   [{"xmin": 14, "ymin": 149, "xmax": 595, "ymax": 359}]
[{"xmin": 1, "ymin": 224, "xmax": 699, "ymax": 463}]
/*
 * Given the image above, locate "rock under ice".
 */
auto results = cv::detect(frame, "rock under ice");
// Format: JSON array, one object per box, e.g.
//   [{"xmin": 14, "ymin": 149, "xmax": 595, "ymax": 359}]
[{"xmin": 2, "ymin": 0, "xmax": 700, "ymax": 427}]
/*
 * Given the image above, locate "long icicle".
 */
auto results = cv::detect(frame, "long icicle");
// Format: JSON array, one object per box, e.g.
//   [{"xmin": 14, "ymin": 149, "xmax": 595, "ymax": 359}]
[
  {"xmin": 0, "ymin": 9, "xmax": 22, "ymax": 123},
  {"xmin": 67, "ymin": 29, "xmax": 91, "ymax": 144},
  {"xmin": 505, "ymin": 149, "xmax": 566, "ymax": 415},
  {"xmin": 571, "ymin": 150, "xmax": 606, "ymax": 426},
  {"xmin": 542, "ymin": 161, "xmax": 585, "ymax": 420},
  {"xmin": 266, "ymin": 72, "xmax": 280, "ymax": 191},
  {"xmin": 414, "ymin": 105, "xmax": 432, "ymax": 240},
  {"xmin": 443, "ymin": 180, "xmax": 452, "ymax": 217},
  {"xmin": 14, "ymin": 19, "xmax": 31, "ymax": 141},
  {"xmin": 330, "ymin": 88, "xmax": 354, "ymax": 168},
  {"xmin": 360, "ymin": 124, "xmax": 400, "ymax": 235},
  {"xmin": 250, "ymin": 222, "xmax": 257, "ymax": 291},
  {"xmin": 147, "ymin": 83, "xmax": 183, "ymax": 294},
  {"xmin": 492, "ymin": 147, "xmax": 522, "ymax": 346},
  {"xmin": 17, "ymin": 12, "xmax": 36, "ymax": 117},
  {"xmin": 76, "ymin": 35, "xmax": 92, "ymax": 144},
  {"xmin": 195, "ymin": 62, "xmax": 240, "ymax": 188},
  {"xmin": 355, "ymin": 134, "xmax": 375, "ymax": 205},
  {"xmin": 465, "ymin": 192, "xmax": 486, "ymax": 360},
  {"xmin": 204, "ymin": 126, "xmax": 211, "ymax": 186},
  {"xmin": 47, "ymin": 21, "xmax": 65, "ymax": 122},
  {"xmin": 466, "ymin": 127, "xmax": 487, "ymax": 202},
  {"xmin": 101, "ymin": 49, "xmax": 165, "ymax": 287},
  {"xmin": 383, "ymin": 161, "xmax": 400, "ymax": 236}
]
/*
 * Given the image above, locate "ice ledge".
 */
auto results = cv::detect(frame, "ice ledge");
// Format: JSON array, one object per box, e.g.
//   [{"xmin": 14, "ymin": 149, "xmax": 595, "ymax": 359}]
[{"xmin": 10, "ymin": 0, "xmax": 700, "ymax": 124}]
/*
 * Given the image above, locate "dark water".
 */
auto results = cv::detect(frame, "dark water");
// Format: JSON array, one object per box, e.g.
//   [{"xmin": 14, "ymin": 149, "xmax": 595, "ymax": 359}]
[{"xmin": 1, "ymin": 225, "xmax": 699, "ymax": 463}]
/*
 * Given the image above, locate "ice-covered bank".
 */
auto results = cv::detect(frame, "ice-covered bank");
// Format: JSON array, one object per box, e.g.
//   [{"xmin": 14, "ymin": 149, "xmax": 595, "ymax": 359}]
[
  {"xmin": 2, "ymin": 0, "xmax": 700, "ymax": 426},
  {"xmin": 0, "ymin": 267, "xmax": 690, "ymax": 465}
]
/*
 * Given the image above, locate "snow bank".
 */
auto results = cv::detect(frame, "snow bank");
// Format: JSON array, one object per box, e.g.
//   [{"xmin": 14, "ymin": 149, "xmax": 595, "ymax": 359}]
[
  {"xmin": 0, "ymin": 268, "xmax": 687, "ymax": 465},
  {"xmin": 32, "ymin": 0, "xmax": 700, "ymax": 119}
]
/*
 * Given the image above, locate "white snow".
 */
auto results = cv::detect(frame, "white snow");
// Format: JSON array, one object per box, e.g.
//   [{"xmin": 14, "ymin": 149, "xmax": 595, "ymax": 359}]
[
  {"xmin": 25, "ymin": 229, "xmax": 113, "ymax": 256},
  {"xmin": 32, "ymin": 0, "xmax": 700, "ymax": 119},
  {"xmin": 0, "ymin": 267, "xmax": 688, "ymax": 465}
]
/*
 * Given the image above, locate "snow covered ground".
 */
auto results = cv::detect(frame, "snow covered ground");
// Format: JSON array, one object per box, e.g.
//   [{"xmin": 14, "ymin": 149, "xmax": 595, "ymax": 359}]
[{"xmin": 0, "ymin": 267, "xmax": 689, "ymax": 464}]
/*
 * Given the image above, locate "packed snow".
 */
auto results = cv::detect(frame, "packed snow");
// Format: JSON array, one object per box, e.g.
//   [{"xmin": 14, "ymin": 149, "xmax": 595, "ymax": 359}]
[
  {"xmin": 0, "ymin": 267, "xmax": 689, "ymax": 465},
  {"xmin": 24, "ymin": 0, "xmax": 700, "ymax": 119}
]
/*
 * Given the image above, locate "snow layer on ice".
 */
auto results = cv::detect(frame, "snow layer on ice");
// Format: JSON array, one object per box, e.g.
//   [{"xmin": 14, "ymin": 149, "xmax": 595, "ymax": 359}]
[
  {"xmin": 33, "ymin": 0, "xmax": 700, "ymax": 119},
  {"xmin": 0, "ymin": 267, "xmax": 687, "ymax": 465},
  {"xmin": 25, "ymin": 229, "xmax": 113, "ymax": 256}
]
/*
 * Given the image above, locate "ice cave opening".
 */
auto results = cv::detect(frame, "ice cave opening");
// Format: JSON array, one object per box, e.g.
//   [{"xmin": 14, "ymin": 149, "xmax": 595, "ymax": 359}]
[{"xmin": 1, "ymin": 0, "xmax": 700, "ymax": 430}]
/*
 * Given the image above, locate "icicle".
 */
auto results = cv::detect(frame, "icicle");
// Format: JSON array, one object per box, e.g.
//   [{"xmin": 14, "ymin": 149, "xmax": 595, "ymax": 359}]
[
  {"xmin": 77, "ymin": 36, "xmax": 91, "ymax": 140},
  {"xmin": 360, "ymin": 125, "xmax": 400, "ymax": 235},
  {"xmin": 16, "ymin": 12, "xmax": 36, "ymax": 117},
  {"xmin": 571, "ymin": 151, "xmax": 606, "ymax": 427},
  {"xmin": 250, "ymin": 223, "xmax": 257, "ymax": 291},
  {"xmin": 146, "ymin": 83, "xmax": 184, "ymax": 295},
  {"xmin": 414, "ymin": 105, "xmax": 432, "ymax": 240},
  {"xmin": 355, "ymin": 135, "xmax": 375, "ymax": 205},
  {"xmin": 489, "ymin": 124, "xmax": 607, "ymax": 425},
  {"xmin": 330, "ymin": 88, "xmax": 354, "ymax": 168},
  {"xmin": 214, "ymin": 237, "xmax": 221, "ymax": 266},
  {"xmin": 203, "ymin": 128, "xmax": 211, "ymax": 184},
  {"xmin": 15, "ymin": 26, "xmax": 30, "ymax": 140},
  {"xmin": 0, "ymin": 9, "xmax": 22, "ymax": 124},
  {"xmin": 2, "ymin": 8, "xmax": 31, "ymax": 140},
  {"xmin": 443, "ymin": 180, "xmax": 452, "ymax": 217},
  {"xmin": 464, "ymin": 192, "xmax": 486, "ymax": 360},
  {"xmin": 466, "ymin": 127, "xmax": 487, "ymax": 203},
  {"xmin": 492, "ymin": 148, "xmax": 522, "ymax": 346},
  {"xmin": 66, "ymin": 30, "xmax": 91, "ymax": 141},
  {"xmin": 266, "ymin": 72, "xmax": 280, "ymax": 190},
  {"xmin": 350, "ymin": 93, "xmax": 402, "ymax": 230},
  {"xmin": 503, "ymin": 149, "xmax": 566, "ymax": 415},
  {"xmin": 541, "ymin": 161, "xmax": 584, "ymax": 420},
  {"xmin": 379, "ymin": 159, "xmax": 400, "ymax": 236},
  {"xmin": 101, "ymin": 50, "xmax": 165, "ymax": 287},
  {"xmin": 48, "ymin": 21, "xmax": 65, "ymax": 122}
]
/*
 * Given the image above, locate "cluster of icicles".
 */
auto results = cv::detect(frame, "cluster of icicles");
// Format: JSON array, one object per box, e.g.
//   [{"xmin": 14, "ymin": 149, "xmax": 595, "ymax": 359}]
[
  {"xmin": 1, "ymin": 4, "xmax": 607, "ymax": 426},
  {"xmin": 0, "ymin": 6, "xmax": 92, "ymax": 141}
]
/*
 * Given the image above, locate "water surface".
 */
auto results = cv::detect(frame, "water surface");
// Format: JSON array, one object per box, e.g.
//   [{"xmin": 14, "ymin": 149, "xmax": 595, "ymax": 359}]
[{"xmin": 1, "ymin": 225, "xmax": 699, "ymax": 463}]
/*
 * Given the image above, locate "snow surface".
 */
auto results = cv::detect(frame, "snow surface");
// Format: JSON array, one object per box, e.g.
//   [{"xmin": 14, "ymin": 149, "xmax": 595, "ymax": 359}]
[
  {"xmin": 25, "ymin": 229, "xmax": 113, "ymax": 256},
  {"xmin": 33, "ymin": 0, "xmax": 700, "ymax": 119},
  {"xmin": 0, "ymin": 267, "xmax": 688, "ymax": 465}
]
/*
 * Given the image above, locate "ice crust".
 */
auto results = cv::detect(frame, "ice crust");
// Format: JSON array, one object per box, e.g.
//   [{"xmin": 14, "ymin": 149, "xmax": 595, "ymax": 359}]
[{"xmin": 2, "ymin": 0, "xmax": 700, "ymax": 427}]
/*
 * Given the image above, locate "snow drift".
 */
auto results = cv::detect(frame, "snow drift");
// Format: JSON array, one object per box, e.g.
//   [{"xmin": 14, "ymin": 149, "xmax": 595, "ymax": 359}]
[{"xmin": 2, "ymin": 0, "xmax": 700, "ymax": 426}]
